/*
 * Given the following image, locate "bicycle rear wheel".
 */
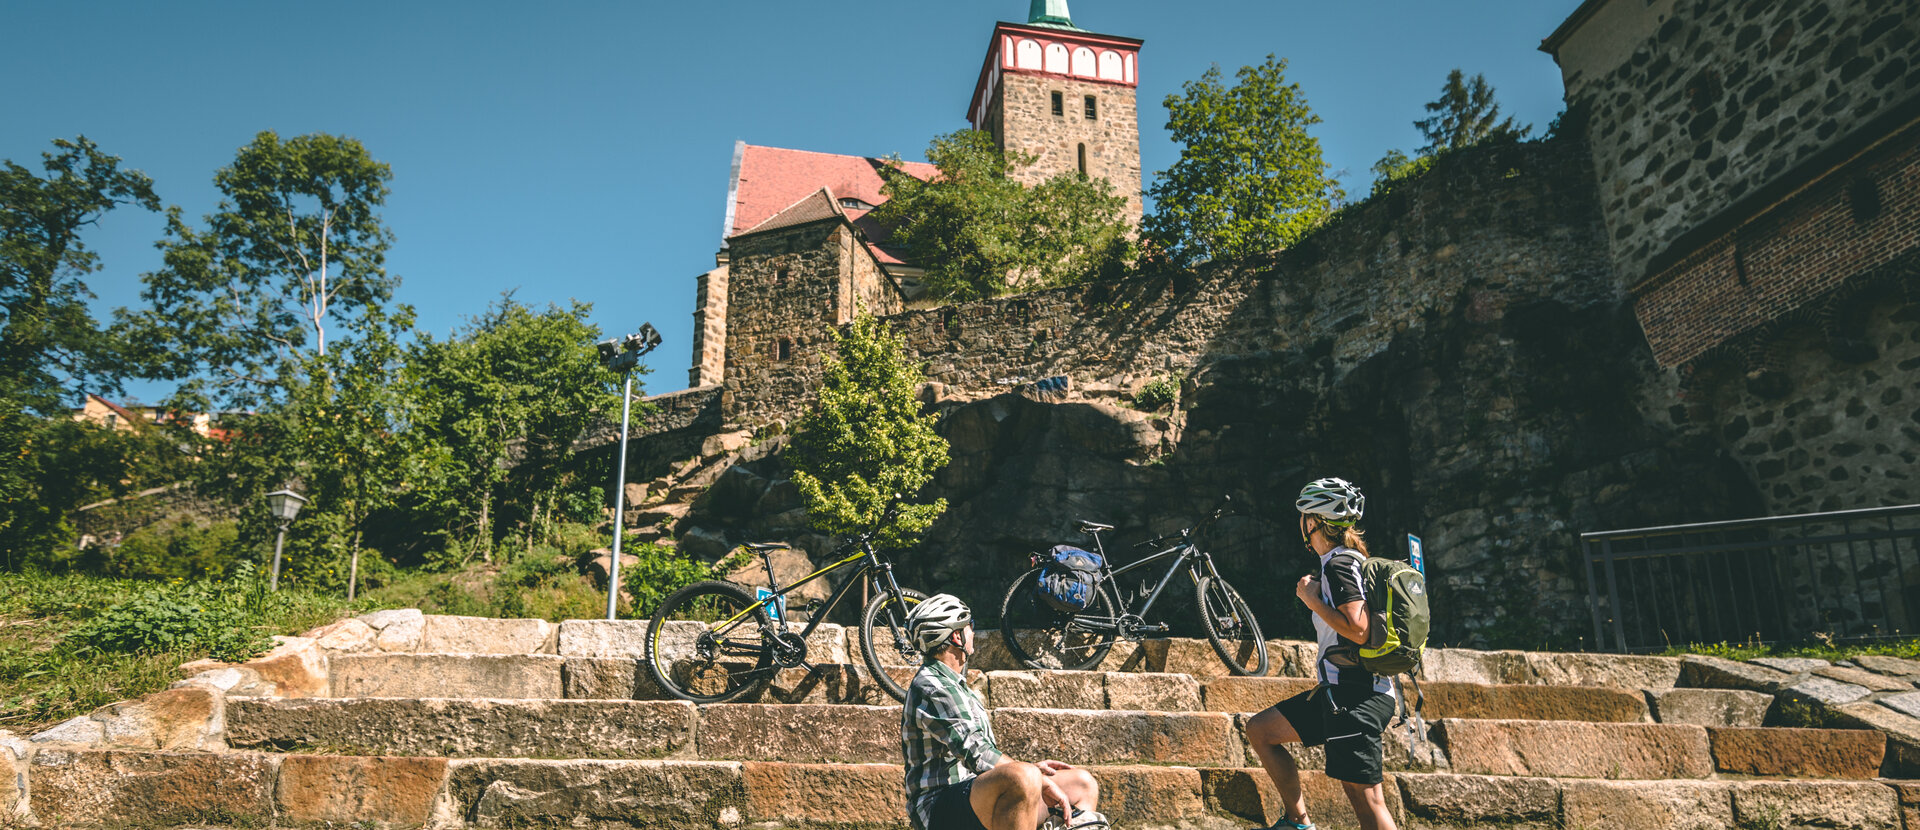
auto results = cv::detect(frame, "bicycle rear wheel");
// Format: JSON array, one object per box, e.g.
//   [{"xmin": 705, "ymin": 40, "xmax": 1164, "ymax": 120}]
[
  {"xmin": 644, "ymin": 580, "xmax": 775, "ymax": 703},
  {"xmin": 998, "ymin": 566, "xmax": 1118, "ymax": 671},
  {"xmin": 1196, "ymin": 576, "xmax": 1268, "ymax": 676},
  {"xmin": 859, "ymin": 587, "xmax": 927, "ymax": 703}
]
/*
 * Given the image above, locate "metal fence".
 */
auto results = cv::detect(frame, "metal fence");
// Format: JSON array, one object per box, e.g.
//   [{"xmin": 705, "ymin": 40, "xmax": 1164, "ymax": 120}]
[{"xmin": 1582, "ymin": 504, "xmax": 1920, "ymax": 652}]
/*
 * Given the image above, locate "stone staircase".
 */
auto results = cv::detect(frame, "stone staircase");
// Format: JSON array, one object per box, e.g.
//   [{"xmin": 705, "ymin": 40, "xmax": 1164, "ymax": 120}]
[{"xmin": 8, "ymin": 611, "xmax": 1920, "ymax": 829}]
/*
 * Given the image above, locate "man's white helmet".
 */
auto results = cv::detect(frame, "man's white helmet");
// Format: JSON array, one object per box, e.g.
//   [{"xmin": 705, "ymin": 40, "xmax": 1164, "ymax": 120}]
[
  {"xmin": 1296, "ymin": 477, "xmax": 1365, "ymax": 526},
  {"xmin": 906, "ymin": 593, "xmax": 972, "ymax": 652}
]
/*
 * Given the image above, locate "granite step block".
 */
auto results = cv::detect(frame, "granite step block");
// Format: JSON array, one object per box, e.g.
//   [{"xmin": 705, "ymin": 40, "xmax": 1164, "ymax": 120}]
[
  {"xmin": 329, "ymin": 653, "xmax": 565, "ymax": 699},
  {"xmin": 1433, "ymin": 719, "xmax": 1712, "ymax": 780},
  {"xmin": 226, "ymin": 697, "xmax": 696, "ymax": 759}
]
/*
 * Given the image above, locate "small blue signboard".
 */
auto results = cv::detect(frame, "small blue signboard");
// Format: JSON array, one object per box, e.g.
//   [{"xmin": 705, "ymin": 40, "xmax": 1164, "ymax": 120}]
[
  {"xmin": 755, "ymin": 587, "xmax": 786, "ymax": 625},
  {"xmin": 1407, "ymin": 534, "xmax": 1424, "ymax": 576}
]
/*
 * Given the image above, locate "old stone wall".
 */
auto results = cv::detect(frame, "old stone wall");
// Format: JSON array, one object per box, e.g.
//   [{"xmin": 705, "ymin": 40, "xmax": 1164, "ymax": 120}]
[
  {"xmin": 1556, "ymin": 0, "xmax": 1920, "ymax": 285},
  {"xmin": 724, "ymin": 221, "xmax": 865, "ymax": 426},
  {"xmin": 995, "ymin": 72, "xmax": 1143, "ymax": 225},
  {"xmin": 688, "ymin": 264, "xmax": 727, "ymax": 388},
  {"xmin": 682, "ymin": 138, "xmax": 1773, "ymax": 646},
  {"xmin": 841, "ymin": 226, "xmax": 900, "ymax": 322}
]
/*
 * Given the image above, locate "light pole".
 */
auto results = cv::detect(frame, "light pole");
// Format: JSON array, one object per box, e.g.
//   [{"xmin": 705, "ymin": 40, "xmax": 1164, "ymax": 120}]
[
  {"xmin": 264, "ymin": 489, "xmax": 308, "ymax": 592},
  {"xmin": 596, "ymin": 323, "xmax": 661, "ymax": 620}
]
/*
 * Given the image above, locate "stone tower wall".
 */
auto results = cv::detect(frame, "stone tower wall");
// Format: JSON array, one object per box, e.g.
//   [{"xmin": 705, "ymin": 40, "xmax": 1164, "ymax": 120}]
[
  {"xmin": 993, "ymin": 72, "xmax": 1143, "ymax": 225},
  {"xmin": 689, "ymin": 264, "xmax": 728, "ymax": 388},
  {"xmin": 723, "ymin": 221, "xmax": 863, "ymax": 426},
  {"xmin": 1555, "ymin": 0, "xmax": 1920, "ymax": 286}
]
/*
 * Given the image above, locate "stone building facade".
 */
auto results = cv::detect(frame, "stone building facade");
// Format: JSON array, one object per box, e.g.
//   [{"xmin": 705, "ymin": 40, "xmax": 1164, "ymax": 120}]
[{"xmin": 967, "ymin": 20, "xmax": 1145, "ymax": 225}]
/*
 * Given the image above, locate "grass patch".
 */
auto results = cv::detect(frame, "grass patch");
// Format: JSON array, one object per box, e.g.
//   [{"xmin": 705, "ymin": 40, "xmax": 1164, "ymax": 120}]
[{"xmin": 1662, "ymin": 634, "xmax": 1920, "ymax": 663}]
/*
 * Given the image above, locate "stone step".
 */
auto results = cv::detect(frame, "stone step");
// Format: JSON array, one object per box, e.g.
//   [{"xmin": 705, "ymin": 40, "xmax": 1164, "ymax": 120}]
[
  {"xmin": 223, "ymin": 697, "xmax": 1877, "ymax": 780},
  {"xmin": 18, "ymin": 749, "xmax": 1909, "ymax": 830}
]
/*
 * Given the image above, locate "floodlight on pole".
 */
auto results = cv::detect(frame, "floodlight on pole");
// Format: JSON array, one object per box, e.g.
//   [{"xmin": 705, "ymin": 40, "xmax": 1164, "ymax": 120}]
[
  {"xmin": 264, "ymin": 489, "xmax": 308, "ymax": 592},
  {"xmin": 597, "ymin": 323, "xmax": 660, "ymax": 620}
]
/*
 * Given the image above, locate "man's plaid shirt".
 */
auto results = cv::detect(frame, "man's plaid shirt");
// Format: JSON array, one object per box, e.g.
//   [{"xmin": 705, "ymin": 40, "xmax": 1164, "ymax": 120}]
[{"xmin": 900, "ymin": 659, "xmax": 1003, "ymax": 830}]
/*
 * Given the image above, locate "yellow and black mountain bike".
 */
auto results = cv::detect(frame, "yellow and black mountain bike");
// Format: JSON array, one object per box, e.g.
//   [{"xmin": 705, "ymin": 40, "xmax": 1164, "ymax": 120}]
[{"xmin": 643, "ymin": 500, "xmax": 925, "ymax": 704}]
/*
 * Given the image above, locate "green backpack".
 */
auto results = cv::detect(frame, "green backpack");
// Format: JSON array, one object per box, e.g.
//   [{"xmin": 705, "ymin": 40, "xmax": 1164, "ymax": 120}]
[{"xmin": 1354, "ymin": 555, "xmax": 1429, "ymax": 676}]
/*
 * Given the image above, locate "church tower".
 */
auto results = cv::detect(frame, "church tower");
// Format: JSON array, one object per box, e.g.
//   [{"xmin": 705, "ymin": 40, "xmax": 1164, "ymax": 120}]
[{"xmin": 967, "ymin": 0, "xmax": 1143, "ymax": 225}]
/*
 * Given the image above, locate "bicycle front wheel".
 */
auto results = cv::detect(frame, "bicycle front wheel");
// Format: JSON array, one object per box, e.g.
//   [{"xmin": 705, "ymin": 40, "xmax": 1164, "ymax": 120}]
[
  {"xmin": 644, "ymin": 580, "xmax": 775, "ymax": 704},
  {"xmin": 999, "ymin": 566, "xmax": 1118, "ymax": 671},
  {"xmin": 1196, "ymin": 576, "xmax": 1268, "ymax": 676},
  {"xmin": 859, "ymin": 587, "xmax": 927, "ymax": 703}
]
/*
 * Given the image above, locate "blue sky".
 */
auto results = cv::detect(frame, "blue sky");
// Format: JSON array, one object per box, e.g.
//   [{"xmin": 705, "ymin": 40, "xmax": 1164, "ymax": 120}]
[{"xmin": 4, "ymin": 1, "xmax": 1583, "ymax": 403}]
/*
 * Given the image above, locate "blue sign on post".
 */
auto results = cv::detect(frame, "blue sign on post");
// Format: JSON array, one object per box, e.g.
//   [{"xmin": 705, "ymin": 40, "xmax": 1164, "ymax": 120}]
[
  {"xmin": 1407, "ymin": 534, "xmax": 1424, "ymax": 576},
  {"xmin": 755, "ymin": 587, "xmax": 786, "ymax": 625}
]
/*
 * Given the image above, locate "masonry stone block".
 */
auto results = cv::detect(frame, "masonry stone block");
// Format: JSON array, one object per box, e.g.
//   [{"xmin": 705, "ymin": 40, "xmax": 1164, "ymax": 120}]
[
  {"xmin": 1435, "ymin": 719, "xmax": 1711, "ymax": 780},
  {"xmin": 986, "ymin": 670, "xmax": 1106, "ymax": 709},
  {"xmin": 1853, "ymin": 656, "xmax": 1920, "ymax": 679},
  {"xmin": 698, "ymin": 703, "xmax": 898, "ymax": 763},
  {"xmin": 1202, "ymin": 677, "xmax": 1319, "ymax": 713},
  {"xmin": 30, "ymin": 716, "xmax": 105, "ymax": 746},
  {"xmin": 228, "ymin": 697, "xmax": 695, "ymax": 759},
  {"xmin": 440, "ymin": 758, "xmax": 746, "ymax": 828},
  {"xmin": 1142, "ymin": 638, "xmax": 1265, "ymax": 678},
  {"xmin": 556, "ymin": 619, "xmax": 652, "ymax": 658},
  {"xmin": 0, "ymin": 731, "xmax": 29, "ymax": 820},
  {"xmin": 1422, "ymin": 682, "xmax": 1649, "ymax": 722},
  {"xmin": 277, "ymin": 754, "xmax": 447, "ymax": 827},
  {"xmin": 308, "ymin": 617, "xmax": 377, "ymax": 653},
  {"xmin": 359, "ymin": 608, "xmax": 425, "ymax": 652},
  {"xmin": 1560, "ymin": 779, "xmax": 1734, "ymax": 830},
  {"xmin": 1731, "ymin": 781, "xmax": 1900, "ymax": 830},
  {"xmin": 1091, "ymin": 765, "xmax": 1206, "ymax": 826},
  {"xmin": 179, "ymin": 634, "xmax": 328, "ymax": 699},
  {"xmin": 1522, "ymin": 652, "xmax": 1682, "ymax": 690},
  {"xmin": 1107, "ymin": 671, "xmax": 1202, "ymax": 711},
  {"xmin": 993, "ymin": 708, "xmax": 1238, "ymax": 768},
  {"xmin": 28, "ymin": 748, "xmax": 279, "ymax": 827},
  {"xmin": 421, "ymin": 614, "xmax": 556, "ymax": 654},
  {"xmin": 741, "ymin": 761, "xmax": 905, "ymax": 826},
  {"xmin": 1836, "ymin": 700, "xmax": 1920, "ymax": 777},
  {"xmin": 1818, "ymin": 665, "xmax": 1914, "ymax": 692},
  {"xmin": 1417, "ymin": 649, "xmax": 1532, "ymax": 685},
  {"xmin": 767, "ymin": 663, "xmax": 898, "ymax": 706},
  {"xmin": 1394, "ymin": 772, "xmax": 1559, "ymax": 830},
  {"xmin": 1680, "ymin": 655, "xmax": 1793, "ymax": 692},
  {"xmin": 561, "ymin": 656, "xmax": 645, "ymax": 700},
  {"xmin": 89, "ymin": 687, "xmax": 225, "ymax": 751},
  {"xmin": 1781, "ymin": 676, "xmax": 1873, "ymax": 706},
  {"xmin": 329, "ymin": 653, "xmax": 564, "ymax": 699},
  {"xmin": 1709, "ymin": 726, "xmax": 1886, "ymax": 779},
  {"xmin": 1647, "ymin": 688, "xmax": 1772, "ymax": 726}
]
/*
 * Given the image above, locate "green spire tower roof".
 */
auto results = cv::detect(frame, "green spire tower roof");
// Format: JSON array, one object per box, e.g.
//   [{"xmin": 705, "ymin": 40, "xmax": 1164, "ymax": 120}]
[{"xmin": 1027, "ymin": 0, "xmax": 1084, "ymax": 31}]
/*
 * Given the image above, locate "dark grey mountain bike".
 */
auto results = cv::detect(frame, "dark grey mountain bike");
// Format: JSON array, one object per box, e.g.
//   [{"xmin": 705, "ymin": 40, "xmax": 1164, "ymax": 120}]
[{"xmin": 999, "ymin": 496, "xmax": 1268, "ymax": 675}]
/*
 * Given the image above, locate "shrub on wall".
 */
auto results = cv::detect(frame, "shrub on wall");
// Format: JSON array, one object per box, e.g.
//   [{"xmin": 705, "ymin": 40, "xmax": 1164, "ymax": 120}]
[{"xmin": 101, "ymin": 518, "xmax": 247, "ymax": 581}]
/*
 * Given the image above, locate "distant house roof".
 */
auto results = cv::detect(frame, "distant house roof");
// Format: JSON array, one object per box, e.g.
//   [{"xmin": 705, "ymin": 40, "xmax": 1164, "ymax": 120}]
[
  {"xmin": 741, "ymin": 187, "xmax": 847, "ymax": 236},
  {"xmin": 724, "ymin": 143, "xmax": 937, "ymax": 266}
]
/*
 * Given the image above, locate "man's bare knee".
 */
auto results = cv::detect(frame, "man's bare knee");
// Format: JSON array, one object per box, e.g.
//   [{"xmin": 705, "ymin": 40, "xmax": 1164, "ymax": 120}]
[{"xmin": 1247, "ymin": 708, "xmax": 1300, "ymax": 747}]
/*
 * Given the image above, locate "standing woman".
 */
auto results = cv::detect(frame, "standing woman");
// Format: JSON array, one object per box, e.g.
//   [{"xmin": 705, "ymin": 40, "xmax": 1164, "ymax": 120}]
[{"xmin": 1243, "ymin": 478, "xmax": 1398, "ymax": 830}]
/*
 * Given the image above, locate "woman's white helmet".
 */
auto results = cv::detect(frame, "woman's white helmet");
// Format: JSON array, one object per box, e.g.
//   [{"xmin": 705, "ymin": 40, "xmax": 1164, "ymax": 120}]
[
  {"xmin": 1296, "ymin": 477, "xmax": 1365, "ymax": 526},
  {"xmin": 906, "ymin": 593, "xmax": 973, "ymax": 652}
]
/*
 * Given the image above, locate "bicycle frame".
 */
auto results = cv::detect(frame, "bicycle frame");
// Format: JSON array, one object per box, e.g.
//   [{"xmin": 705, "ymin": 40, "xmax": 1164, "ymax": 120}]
[
  {"xmin": 705, "ymin": 539, "xmax": 911, "ymax": 650},
  {"xmin": 1068, "ymin": 539, "xmax": 1226, "ymax": 636}
]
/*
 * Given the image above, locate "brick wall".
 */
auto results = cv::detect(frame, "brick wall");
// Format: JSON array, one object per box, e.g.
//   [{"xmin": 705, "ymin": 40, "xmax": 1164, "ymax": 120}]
[
  {"xmin": 1635, "ymin": 117, "xmax": 1920, "ymax": 366},
  {"xmin": 994, "ymin": 72, "xmax": 1143, "ymax": 226},
  {"xmin": 1553, "ymin": 0, "xmax": 1920, "ymax": 285}
]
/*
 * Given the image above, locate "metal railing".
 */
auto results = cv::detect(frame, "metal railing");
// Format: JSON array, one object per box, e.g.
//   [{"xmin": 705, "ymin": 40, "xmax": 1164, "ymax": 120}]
[{"xmin": 1582, "ymin": 504, "xmax": 1920, "ymax": 652}]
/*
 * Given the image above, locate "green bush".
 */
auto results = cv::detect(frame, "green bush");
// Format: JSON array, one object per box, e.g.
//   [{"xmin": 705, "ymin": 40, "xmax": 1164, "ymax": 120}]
[
  {"xmin": 69, "ymin": 573, "xmax": 276, "ymax": 662},
  {"xmin": 1132, "ymin": 378, "xmax": 1179, "ymax": 411},
  {"xmin": 105, "ymin": 518, "xmax": 247, "ymax": 581},
  {"xmin": 624, "ymin": 540, "xmax": 723, "ymax": 616}
]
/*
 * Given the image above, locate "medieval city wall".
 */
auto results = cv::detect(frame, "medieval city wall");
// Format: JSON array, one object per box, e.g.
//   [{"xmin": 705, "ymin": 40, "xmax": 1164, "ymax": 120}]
[{"xmin": 1560, "ymin": 0, "xmax": 1920, "ymax": 285}]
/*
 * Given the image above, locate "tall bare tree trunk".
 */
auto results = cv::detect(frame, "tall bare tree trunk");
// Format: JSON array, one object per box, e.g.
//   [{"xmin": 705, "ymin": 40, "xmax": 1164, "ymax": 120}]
[{"xmin": 347, "ymin": 528, "xmax": 362, "ymax": 601}]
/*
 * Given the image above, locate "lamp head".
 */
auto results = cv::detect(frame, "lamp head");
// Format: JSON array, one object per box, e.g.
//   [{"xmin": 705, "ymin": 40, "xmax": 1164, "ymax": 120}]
[{"xmin": 265, "ymin": 489, "xmax": 308, "ymax": 522}]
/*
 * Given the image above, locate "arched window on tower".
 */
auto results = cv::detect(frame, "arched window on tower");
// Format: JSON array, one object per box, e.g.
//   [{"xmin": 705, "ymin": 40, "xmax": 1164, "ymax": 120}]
[
  {"xmin": 1017, "ymin": 39, "xmax": 1042, "ymax": 70},
  {"xmin": 1045, "ymin": 43, "xmax": 1068, "ymax": 74},
  {"xmin": 1071, "ymin": 47, "xmax": 1095, "ymax": 77},
  {"xmin": 1099, "ymin": 50, "xmax": 1124, "ymax": 81},
  {"xmin": 1077, "ymin": 143, "xmax": 1087, "ymax": 176}
]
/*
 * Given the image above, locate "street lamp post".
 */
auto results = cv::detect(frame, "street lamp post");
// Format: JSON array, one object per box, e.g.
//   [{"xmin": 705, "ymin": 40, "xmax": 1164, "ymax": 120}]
[
  {"xmin": 264, "ymin": 489, "xmax": 309, "ymax": 592},
  {"xmin": 596, "ymin": 324, "xmax": 661, "ymax": 620}
]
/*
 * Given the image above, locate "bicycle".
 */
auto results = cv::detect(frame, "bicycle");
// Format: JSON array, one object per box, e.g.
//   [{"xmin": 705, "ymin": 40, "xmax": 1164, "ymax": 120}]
[
  {"xmin": 998, "ymin": 496, "xmax": 1268, "ymax": 675},
  {"xmin": 644, "ymin": 500, "xmax": 927, "ymax": 704}
]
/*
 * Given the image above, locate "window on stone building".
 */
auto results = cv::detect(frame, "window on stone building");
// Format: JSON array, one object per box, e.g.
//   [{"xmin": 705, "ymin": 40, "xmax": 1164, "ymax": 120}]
[
  {"xmin": 775, "ymin": 267, "xmax": 789, "ymax": 284},
  {"xmin": 1084, "ymin": 95, "xmax": 1097, "ymax": 119},
  {"xmin": 777, "ymin": 338, "xmax": 793, "ymax": 361},
  {"xmin": 1077, "ymin": 143, "xmax": 1087, "ymax": 176},
  {"xmin": 1051, "ymin": 91, "xmax": 1063, "ymax": 117}
]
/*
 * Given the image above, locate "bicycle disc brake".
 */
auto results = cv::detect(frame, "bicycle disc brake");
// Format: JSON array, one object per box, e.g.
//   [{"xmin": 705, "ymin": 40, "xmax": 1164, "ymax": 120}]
[{"xmin": 770, "ymin": 630, "xmax": 809, "ymax": 668}]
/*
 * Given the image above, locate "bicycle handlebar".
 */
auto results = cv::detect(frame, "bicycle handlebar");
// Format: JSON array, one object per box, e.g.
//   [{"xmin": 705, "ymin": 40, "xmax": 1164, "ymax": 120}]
[{"xmin": 1130, "ymin": 495, "xmax": 1235, "ymax": 549}]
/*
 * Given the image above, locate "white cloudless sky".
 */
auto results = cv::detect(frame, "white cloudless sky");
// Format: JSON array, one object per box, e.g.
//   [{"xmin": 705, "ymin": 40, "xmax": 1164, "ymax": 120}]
[{"xmin": 3, "ymin": 0, "xmax": 1583, "ymax": 403}]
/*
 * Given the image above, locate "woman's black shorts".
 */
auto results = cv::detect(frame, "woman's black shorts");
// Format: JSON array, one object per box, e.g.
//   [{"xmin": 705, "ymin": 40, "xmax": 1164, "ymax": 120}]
[{"xmin": 1267, "ymin": 684, "xmax": 1396, "ymax": 785}]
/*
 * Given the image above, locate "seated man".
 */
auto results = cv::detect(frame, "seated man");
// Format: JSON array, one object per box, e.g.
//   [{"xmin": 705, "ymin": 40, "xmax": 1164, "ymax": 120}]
[{"xmin": 900, "ymin": 593, "xmax": 1108, "ymax": 830}]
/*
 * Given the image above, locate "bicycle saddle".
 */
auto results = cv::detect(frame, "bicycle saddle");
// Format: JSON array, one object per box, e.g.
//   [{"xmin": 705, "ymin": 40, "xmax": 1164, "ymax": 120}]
[
  {"xmin": 741, "ymin": 542, "xmax": 786, "ymax": 552},
  {"xmin": 1076, "ymin": 520, "xmax": 1114, "ymax": 533}
]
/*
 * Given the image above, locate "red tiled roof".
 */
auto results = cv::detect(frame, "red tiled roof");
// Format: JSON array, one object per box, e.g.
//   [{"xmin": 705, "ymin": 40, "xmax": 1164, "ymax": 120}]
[
  {"xmin": 741, "ymin": 187, "xmax": 846, "ymax": 236},
  {"xmin": 726, "ymin": 143, "xmax": 936, "ymax": 266}
]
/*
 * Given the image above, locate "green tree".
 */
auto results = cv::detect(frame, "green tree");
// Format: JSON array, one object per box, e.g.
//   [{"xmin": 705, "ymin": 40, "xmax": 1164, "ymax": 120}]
[
  {"xmin": 788, "ymin": 315, "xmax": 948, "ymax": 548},
  {"xmin": 1144, "ymin": 55, "xmax": 1340, "ymax": 267},
  {"xmin": 1368, "ymin": 69, "xmax": 1530, "ymax": 196},
  {"xmin": 404, "ymin": 297, "xmax": 621, "ymax": 561},
  {"xmin": 874, "ymin": 130, "xmax": 1130, "ymax": 302},
  {"xmin": 1415, "ymin": 69, "xmax": 1530, "ymax": 155},
  {"xmin": 1, "ymin": 137, "xmax": 161, "ymax": 562},
  {"xmin": 117, "ymin": 131, "xmax": 396, "ymax": 411}
]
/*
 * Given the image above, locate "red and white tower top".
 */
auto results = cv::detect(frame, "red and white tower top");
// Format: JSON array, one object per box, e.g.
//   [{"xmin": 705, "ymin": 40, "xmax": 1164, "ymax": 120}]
[{"xmin": 966, "ymin": 2, "xmax": 1144, "ymax": 130}]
